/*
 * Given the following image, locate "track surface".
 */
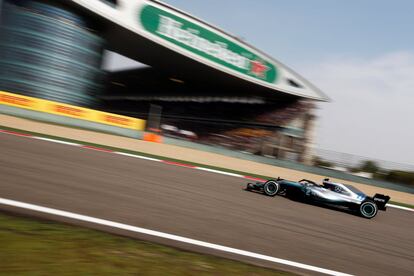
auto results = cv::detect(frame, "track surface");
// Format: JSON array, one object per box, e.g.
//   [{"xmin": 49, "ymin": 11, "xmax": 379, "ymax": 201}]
[{"xmin": 1, "ymin": 133, "xmax": 413, "ymax": 275}]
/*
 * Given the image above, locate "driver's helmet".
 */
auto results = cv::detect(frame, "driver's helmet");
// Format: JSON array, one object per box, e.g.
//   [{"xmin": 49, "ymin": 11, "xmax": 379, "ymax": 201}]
[{"xmin": 322, "ymin": 178, "xmax": 330, "ymax": 187}]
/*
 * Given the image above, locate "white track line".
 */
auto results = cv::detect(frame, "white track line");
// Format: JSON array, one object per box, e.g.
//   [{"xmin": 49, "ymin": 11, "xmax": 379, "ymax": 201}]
[
  {"xmin": 386, "ymin": 204, "xmax": 414, "ymax": 212},
  {"xmin": 0, "ymin": 197, "xmax": 353, "ymax": 276},
  {"xmin": 196, "ymin": 167, "xmax": 243, "ymax": 177},
  {"xmin": 1, "ymin": 129, "xmax": 413, "ymax": 212},
  {"xmin": 33, "ymin": 137, "xmax": 81, "ymax": 146},
  {"xmin": 114, "ymin": 152, "xmax": 161, "ymax": 162}
]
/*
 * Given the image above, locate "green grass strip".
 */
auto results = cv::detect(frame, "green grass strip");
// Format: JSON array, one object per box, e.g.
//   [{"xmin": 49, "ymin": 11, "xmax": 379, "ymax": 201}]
[{"xmin": 0, "ymin": 212, "xmax": 291, "ymax": 275}]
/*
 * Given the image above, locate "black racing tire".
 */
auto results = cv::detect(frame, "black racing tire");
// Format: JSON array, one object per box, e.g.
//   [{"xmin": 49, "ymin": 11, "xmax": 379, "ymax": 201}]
[
  {"xmin": 359, "ymin": 200, "xmax": 378, "ymax": 219},
  {"xmin": 263, "ymin": 180, "xmax": 280, "ymax": 197}
]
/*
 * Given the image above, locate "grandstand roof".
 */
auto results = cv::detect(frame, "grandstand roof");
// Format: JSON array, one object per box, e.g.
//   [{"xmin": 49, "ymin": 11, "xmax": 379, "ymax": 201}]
[{"xmin": 67, "ymin": 0, "xmax": 328, "ymax": 101}]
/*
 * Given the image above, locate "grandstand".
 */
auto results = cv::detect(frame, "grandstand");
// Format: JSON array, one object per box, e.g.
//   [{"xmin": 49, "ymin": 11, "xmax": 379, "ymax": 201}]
[
  {"xmin": 102, "ymin": 67, "xmax": 318, "ymax": 163},
  {"xmin": 0, "ymin": 0, "xmax": 328, "ymax": 164}
]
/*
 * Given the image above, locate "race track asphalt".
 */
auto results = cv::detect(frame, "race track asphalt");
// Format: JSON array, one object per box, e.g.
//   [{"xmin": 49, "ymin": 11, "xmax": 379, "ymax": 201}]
[{"xmin": 1, "ymin": 133, "xmax": 413, "ymax": 275}]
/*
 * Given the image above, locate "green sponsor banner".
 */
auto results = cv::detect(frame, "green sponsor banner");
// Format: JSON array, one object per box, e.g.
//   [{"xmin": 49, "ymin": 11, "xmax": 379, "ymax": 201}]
[{"xmin": 140, "ymin": 5, "xmax": 277, "ymax": 83}]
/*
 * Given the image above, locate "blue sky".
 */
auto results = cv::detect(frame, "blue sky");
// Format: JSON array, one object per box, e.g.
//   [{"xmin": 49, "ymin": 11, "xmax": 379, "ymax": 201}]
[
  {"xmin": 158, "ymin": 0, "xmax": 414, "ymax": 166},
  {"xmin": 164, "ymin": 0, "xmax": 414, "ymax": 66}
]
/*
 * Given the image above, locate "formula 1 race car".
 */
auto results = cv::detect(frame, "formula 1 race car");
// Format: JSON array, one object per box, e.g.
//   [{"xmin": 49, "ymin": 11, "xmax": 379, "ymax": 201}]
[{"xmin": 246, "ymin": 178, "xmax": 390, "ymax": 219}]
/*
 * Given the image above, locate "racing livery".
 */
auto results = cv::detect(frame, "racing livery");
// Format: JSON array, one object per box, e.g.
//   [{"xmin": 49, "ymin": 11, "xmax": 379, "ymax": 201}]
[{"xmin": 246, "ymin": 178, "xmax": 390, "ymax": 219}]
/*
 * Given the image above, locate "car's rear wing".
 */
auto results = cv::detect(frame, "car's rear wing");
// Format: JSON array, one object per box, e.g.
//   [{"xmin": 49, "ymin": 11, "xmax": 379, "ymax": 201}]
[{"xmin": 373, "ymin": 194, "xmax": 390, "ymax": 211}]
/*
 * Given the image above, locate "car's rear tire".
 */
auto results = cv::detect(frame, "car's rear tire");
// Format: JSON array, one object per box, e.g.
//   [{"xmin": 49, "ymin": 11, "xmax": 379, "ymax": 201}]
[
  {"xmin": 359, "ymin": 200, "xmax": 378, "ymax": 219},
  {"xmin": 263, "ymin": 180, "xmax": 279, "ymax": 197}
]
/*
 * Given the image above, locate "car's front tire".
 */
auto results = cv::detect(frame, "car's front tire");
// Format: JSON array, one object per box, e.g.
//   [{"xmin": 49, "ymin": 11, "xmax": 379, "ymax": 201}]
[
  {"xmin": 359, "ymin": 200, "xmax": 378, "ymax": 219},
  {"xmin": 263, "ymin": 180, "xmax": 280, "ymax": 197}
]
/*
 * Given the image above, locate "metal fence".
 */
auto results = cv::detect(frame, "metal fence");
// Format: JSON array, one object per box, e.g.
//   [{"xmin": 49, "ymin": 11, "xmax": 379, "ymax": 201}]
[{"xmin": 314, "ymin": 148, "xmax": 414, "ymax": 172}]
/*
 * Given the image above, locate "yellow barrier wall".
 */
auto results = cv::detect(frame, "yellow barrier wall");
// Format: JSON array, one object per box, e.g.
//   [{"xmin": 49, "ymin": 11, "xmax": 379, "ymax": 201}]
[{"xmin": 0, "ymin": 91, "xmax": 145, "ymax": 130}]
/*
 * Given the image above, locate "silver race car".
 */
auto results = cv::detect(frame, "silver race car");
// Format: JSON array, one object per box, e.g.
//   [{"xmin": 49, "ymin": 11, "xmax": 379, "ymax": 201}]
[{"xmin": 246, "ymin": 178, "xmax": 390, "ymax": 219}]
